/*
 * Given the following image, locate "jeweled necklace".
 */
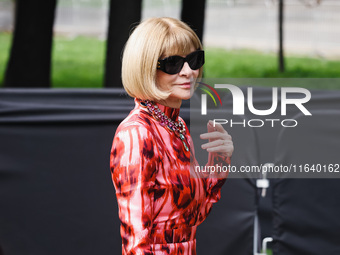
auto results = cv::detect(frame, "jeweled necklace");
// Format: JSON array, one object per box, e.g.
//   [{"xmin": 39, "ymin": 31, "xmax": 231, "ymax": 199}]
[{"xmin": 140, "ymin": 100, "xmax": 189, "ymax": 152}]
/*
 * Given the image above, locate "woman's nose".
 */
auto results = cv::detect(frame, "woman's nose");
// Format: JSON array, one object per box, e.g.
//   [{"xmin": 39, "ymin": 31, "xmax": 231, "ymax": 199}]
[{"xmin": 179, "ymin": 62, "xmax": 193, "ymax": 76}]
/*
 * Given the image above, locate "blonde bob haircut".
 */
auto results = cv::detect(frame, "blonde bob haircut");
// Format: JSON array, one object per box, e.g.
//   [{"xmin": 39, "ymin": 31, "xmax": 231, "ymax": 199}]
[{"xmin": 121, "ymin": 17, "xmax": 203, "ymax": 101}]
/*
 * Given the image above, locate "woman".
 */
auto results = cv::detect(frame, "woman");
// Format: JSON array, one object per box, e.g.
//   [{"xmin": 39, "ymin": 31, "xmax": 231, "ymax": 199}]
[{"xmin": 110, "ymin": 17, "xmax": 233, "ymax": 255}]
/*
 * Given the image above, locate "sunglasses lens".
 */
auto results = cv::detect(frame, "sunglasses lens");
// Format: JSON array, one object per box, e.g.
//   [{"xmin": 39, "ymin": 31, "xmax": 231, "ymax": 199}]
[
  {"xmin": 158, "ymin": 50, "xmax": 205, "ymax": 74},
  {"xmin": 187, "ymin": 51, "xmax": 205, "ymax": 70},
  {"xmin": 164, "ymin": 56, "xmax": 184, "ymax": 74}
]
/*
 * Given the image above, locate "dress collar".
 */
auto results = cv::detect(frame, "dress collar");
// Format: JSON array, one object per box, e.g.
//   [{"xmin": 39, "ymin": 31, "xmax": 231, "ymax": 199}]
[{"xmin": 135, "ymin": 98, "xmax": 180, "ymax": 122}]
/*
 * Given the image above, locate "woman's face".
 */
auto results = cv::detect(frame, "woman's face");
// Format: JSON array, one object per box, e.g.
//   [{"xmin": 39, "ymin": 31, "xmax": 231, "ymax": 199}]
[{"xmin": 156, "ymin": 47, "xmax": 199, "ymax": 108}]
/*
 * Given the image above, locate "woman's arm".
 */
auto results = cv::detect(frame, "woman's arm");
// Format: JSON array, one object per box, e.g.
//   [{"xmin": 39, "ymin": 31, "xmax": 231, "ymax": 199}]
[{"xmin": 111, "ymin": 124, "xmax": 158, "ymax": 254}]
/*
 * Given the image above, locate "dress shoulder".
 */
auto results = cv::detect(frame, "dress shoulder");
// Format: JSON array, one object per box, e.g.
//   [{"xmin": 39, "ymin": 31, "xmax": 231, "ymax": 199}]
[{"xmin": 110, "ymin": 111, "xmax": 160, "ymax": 192}]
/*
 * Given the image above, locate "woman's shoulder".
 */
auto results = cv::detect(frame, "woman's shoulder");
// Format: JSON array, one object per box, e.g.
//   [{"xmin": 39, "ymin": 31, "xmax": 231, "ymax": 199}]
[
  {"xmin": 115, "ymin": 108, "xmax": 155, "ymax": 138},
  {"xmin": 111, "ymin": 109, "xmax": 160, "ymax": 167}
]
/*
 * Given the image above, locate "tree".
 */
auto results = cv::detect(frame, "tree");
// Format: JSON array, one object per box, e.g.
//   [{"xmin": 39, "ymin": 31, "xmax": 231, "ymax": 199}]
[
  {"xmin": 4, "ymin": 0, "xmax": 57, "ymax": 88},
  {"xmin": 278, "ymin": 0, "xmax": 284, "ymax": 72},
  {"xmin": 104, "ymin": 0, "xmax": 142, "ymax": 88},
  {"xmin": 181, "ymin": 0, "xmax": 206, "ymax": 43}
]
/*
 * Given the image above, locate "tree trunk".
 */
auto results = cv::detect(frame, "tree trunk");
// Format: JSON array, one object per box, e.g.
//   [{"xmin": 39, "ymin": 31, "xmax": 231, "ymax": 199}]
[
  {"xmin": 181, "ymin": 0, "xmax": 206, "ymax": 43},
  {"xmin": 279, "ymin": 0, "xmax": 285, "ymax": 72},
  {"xmin": 104, "ymin": 0, "xmax": 142, "ymax": 88},
  {"xmin": 4, "ymin": 0, "xmax": 57, "ymax": 88}
]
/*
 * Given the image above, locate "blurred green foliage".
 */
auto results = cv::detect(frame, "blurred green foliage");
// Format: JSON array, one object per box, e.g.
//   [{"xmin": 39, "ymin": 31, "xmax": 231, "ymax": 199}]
[
  {"xmin": 0, "ymin": 32, "xmax": 11, "ymax": 86},
  {"xmin": 1, "ymin": 32, "xmax": 340, "ymax": 88},
  {"xmin": 205, "ymin": 48, "xmax": 340, "ymax": 80},
  {"xmin": 52, "ymin": 35, "xmax": 105, "ymax": 88}
]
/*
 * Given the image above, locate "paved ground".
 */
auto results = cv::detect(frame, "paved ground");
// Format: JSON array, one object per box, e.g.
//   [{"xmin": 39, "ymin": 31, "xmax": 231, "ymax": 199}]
[{"xmin": 1, "ymin": 0, "xmax": 339, "ymax": 58}]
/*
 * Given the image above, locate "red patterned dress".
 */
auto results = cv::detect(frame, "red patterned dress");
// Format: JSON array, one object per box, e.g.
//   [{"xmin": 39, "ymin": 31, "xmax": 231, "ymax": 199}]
[{"xmin": 110, "ymin": 99, "xmax": 229, "ymax": 255}]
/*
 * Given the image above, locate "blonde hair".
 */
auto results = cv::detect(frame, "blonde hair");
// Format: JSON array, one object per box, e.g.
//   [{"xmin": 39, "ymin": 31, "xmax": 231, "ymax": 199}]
[{"xmin": 121, "ymin": 17, "xmax": 203, "ymax": 101}]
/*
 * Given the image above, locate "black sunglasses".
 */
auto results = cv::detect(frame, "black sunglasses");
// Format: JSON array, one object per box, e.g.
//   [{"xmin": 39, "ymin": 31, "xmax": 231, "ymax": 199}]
[{"xmin": 157, "ymin": 50, "xmax": 205, "ymax": 75}]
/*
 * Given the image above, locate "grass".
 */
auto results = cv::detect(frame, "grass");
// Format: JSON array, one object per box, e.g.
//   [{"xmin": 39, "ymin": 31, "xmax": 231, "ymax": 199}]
[
  {"xmin": 205, "ymin": 48, "xmax": 340, "ymax": 79},
  {"xmin": 263, "ymin": 248, "xmax": 273, "ymax": 255},
  {"xmin": 52, "ymin": 35, "xmax": 105, "ymax": 88},
  {"xmin": 1, "ymin": 32, "xmax": 340, "ymax": 88},
  {"xmin": 0, "ymin": 31, "xmax": 11, "ymax": 85}
]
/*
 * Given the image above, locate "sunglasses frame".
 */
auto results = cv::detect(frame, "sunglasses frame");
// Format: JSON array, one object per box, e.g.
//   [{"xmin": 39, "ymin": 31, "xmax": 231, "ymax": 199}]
[{"xmin": 157, "ymin": 50, "xmax": 205, "ymax": 75}]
